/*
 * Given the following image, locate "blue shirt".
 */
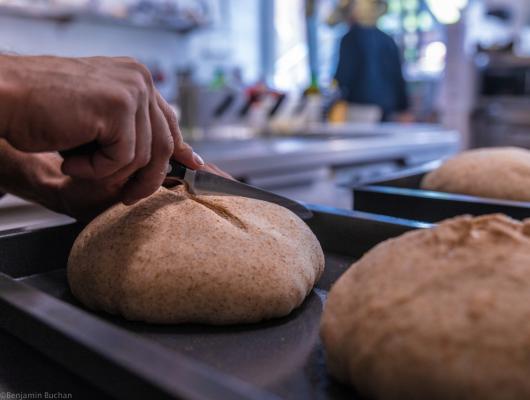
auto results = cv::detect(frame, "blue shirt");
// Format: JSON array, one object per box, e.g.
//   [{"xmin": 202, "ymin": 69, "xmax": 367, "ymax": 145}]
[{"xmin": 335, "ymin": 25, "xmax": 409, "ymax": 121}]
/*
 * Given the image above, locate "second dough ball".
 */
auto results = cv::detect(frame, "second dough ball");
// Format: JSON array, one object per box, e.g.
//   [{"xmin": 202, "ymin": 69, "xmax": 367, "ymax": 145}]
[
  {"xmin": 421, "ymin": 147, "xmax": 530, "ymax": 201},
  {"xmin": 321, "ymin": 214, "xmax": 530, "ymax": 400}
]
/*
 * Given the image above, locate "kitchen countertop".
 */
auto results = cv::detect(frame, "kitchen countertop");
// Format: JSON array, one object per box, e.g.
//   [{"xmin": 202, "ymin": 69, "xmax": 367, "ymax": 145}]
[
  {"xmin": 0, "ymin": 195, "xmax": 74, "ymax": 233},
  {"xmin": 191, "ymin": 123, "xmax": 460, "ymax": 178}
]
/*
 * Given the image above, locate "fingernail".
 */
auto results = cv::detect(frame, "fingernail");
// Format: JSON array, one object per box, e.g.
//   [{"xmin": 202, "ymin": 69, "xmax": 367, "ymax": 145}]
[{"xmin": 193, "ymin": 152, "xmax": 205, "ymax": 166}]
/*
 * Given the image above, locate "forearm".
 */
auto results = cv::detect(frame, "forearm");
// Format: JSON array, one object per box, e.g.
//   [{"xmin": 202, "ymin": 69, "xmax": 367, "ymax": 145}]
[
  {"xmin": 0, "ymin": 139, "xmax": 61, "ymax": 207},
  {"xmin": 0, "ymin": 56, "xmax": 65, "ymax": 208}
]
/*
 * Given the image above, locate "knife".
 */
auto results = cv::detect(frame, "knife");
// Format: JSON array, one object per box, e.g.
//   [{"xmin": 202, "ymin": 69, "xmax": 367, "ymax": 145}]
[{"xmin": 165, "ymin": 159, "xmax": 313, "ymax": 220}]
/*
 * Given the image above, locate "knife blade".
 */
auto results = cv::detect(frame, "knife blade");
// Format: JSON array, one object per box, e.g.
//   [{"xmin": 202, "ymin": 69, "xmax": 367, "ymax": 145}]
[{"xmin": 166, "ymin": 160, "xmax": 313, "ymax": 220}]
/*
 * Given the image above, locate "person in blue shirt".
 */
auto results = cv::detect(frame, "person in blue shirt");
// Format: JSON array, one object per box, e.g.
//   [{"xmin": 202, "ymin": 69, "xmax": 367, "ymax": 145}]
[{"xmin": 330, "ymin": 0, "xmax": 410, "ymax": 121}]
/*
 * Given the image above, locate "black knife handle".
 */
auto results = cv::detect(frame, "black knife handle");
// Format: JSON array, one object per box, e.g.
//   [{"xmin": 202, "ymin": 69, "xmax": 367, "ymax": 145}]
[
  {"xmin": 163, "ymin": 159, "xmax": 189, "ymax": 188},
  {"xmin": 59, "ymin": 141, "xmax": 100, "ymax": 158},
  {"xmin": 167, "ymin": 159, "xmax": 188, "ymax": 180}
]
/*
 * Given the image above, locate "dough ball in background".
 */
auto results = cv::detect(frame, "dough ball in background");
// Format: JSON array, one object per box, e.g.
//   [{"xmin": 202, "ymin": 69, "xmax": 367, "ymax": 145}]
[
  {"xmin": 421, "ymin": 147, "xmax": 530, "ymax": 201},
  {"xmin": 321, "ymin": 214, "xmax": 530, "ymax": 400},
  {"xmin": 67, "ymin": 186, "xmax": 324, "ymax": 325}
]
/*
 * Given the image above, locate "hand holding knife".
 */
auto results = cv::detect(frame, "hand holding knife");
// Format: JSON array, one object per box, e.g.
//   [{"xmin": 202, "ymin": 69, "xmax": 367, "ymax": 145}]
[{"xmin": 61, "ymin": 144, "xmax": 313, "ymax": 220}]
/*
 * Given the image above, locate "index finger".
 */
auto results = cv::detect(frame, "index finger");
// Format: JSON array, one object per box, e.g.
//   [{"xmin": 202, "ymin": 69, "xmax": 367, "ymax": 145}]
[{"xmin": 155, "ymin": 91, "xmax": 204, "ymax": 169}]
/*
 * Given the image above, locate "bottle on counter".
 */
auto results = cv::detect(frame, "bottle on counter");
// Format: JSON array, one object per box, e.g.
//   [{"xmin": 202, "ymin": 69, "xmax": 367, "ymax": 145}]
[
  {"xmin": 176, "ymin": 68, "xmax": 199, "ymax": 140},
  {"xmin": 326, "ymin": 79, "xmax": 348, "ymax": 124},
  {"xmin": 301, "ymin": 73, "xmax": 324, "ymax": 126},
  {"xmin": 209, "ymin": 67, "xmax": 227, "ymax": 91},
  {"xmin": 304, "ymin": 73, "xmax": 321, "ymax": 96}
]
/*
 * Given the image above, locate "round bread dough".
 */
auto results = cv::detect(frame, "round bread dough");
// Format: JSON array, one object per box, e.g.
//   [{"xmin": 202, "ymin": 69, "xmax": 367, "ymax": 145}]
[
  {"xmin": 321, "ymin": 214, "xmax": 530, "ymax": 400},
  {"xmin": 421, "ymin": 147, "xmax": 530, "ymax": 201},
  {"xmin": 67, "ymin": 186, "xmax": 324, "ymax": 325}
]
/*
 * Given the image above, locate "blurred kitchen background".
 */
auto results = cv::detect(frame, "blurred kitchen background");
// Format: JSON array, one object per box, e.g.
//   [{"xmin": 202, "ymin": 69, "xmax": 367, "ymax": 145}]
[{"xmin": 0, "ymin": 0, "xmax": 528, "ymax": 228}]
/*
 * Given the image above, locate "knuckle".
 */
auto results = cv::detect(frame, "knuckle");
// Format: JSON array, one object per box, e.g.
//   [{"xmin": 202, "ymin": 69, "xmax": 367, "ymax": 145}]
[
  {"xmin": 158, "ymin": 135, "xmax": 174, "ymax": 158},
  {"xmin": 174, "ymin": 141, "xmax": 191, "ymax": 156},
  {"xmin": 125, "ymin": 72, "xmax": 150, "ymax": 102},
  {"xmin": 116, "ymin": 58, "xmax": 153, "ymax": 99},
  {"xmin": 135, "ymin": 151, "xmax": 151, "ymax": 168},
  {"xmin": 166, "ymin": 105, "xmax": 179, "ymax": 126},
  {"xmin": 127, "ymin": 60, "xmax": 154, "ymax": 88},
  {"xmin": 172, "ymin": 132, "xmax": 185, "ymax": 148},
  {"xmin": 136, "ymin": 75, "xmax": 150, "ymax": 97},
  {"xmin": 120, "ymin": 143, "xmax": 136, "ymax": 165},
  {"xmin": 136, "ymin": 63, "xmax": 154, "ymax": 85},
  {"xmin": 111, "ymin": 90, "xmax": 135, "ymax": 112}
]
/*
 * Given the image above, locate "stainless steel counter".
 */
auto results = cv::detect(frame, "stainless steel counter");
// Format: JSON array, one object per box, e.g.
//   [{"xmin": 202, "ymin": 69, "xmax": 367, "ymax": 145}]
[
  {"xmin": 0, "ymin": 195, "xmax": 74, "ymax": 233},
  {"xmin": 192, "ymin": 123, "xmax": 459, "ymax": 209},
  {"xmin": 192, "ymin": 123, "xmax": 459, "ymax": 178}
]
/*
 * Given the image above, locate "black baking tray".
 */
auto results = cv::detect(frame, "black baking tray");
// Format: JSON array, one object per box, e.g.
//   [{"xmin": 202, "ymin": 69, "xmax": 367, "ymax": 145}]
[
  {"xmin": 350, "ymin": 160, "xmax": 530, "ymax": 223},
  {"xmin": 0, "ymin": 206, "xmax": 428, "ymax": 400}
]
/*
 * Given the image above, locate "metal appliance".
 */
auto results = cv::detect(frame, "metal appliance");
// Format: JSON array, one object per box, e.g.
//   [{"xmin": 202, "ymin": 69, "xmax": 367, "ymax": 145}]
[{"xmin": 471, "ymin": 53, "xmax": 530, "ymax": 148}]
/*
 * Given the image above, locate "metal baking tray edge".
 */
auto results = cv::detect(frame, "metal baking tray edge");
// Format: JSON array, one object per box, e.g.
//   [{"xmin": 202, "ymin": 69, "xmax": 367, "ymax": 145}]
[
  {"xmin": 349, "ymin": 161, "xmax": 530, "ymax": 222},
  {"xmin": 0, "ymin": 205, "xmax": 428, "ymax": 400}
]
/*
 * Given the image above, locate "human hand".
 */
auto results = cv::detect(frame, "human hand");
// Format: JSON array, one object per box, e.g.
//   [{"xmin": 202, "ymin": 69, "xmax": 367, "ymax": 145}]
[{"xmin": 0, "ymin": 55, "xmax": 203, "ymax": 205}]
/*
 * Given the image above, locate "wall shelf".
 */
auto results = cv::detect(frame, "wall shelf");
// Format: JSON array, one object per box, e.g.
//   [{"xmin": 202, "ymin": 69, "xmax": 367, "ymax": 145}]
[{"xmin": 0, "ymin": 4, "xmax": 207, "ymax": 34}]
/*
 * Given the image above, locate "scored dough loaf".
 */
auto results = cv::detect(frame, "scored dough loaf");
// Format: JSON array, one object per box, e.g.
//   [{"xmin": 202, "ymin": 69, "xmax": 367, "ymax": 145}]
[
  {"xmin": 67, "ymin": 186, "xmax": 324, "ymax": 325},
  {"xmin": 421, "ymin": 147, "xmax": 530, "ymax": 201},
  {"xmin": 321, "ymin": 214, "xmax": 530, "ymax": 400}
]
